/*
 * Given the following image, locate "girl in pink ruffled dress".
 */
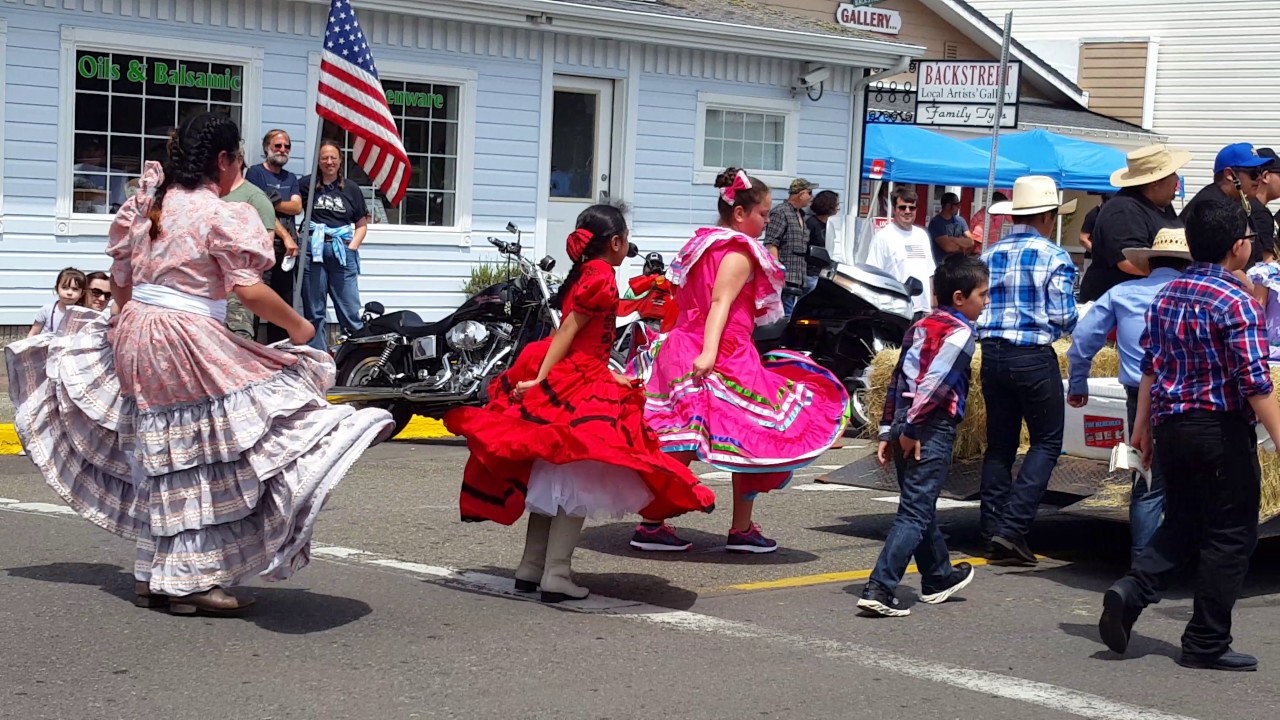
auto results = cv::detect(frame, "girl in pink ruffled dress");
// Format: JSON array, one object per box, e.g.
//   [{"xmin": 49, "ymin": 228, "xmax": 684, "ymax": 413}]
[
  {"xmin": 633, "ymin": 168, "xmax": 849, "ymax": 553},
  {"xmin": 5, "ymin": 112, "xmax": 394, "ymax": 615}
]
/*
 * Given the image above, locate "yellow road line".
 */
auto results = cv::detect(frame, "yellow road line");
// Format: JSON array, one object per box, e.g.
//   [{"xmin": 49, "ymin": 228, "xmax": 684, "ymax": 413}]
[
  {"xmin": 0, "ymin": 414, "xmax": 454, "ymax": 455},
  {"xmin": 725, "ymin": 557, "xmax": 992, "ymax": 591}
]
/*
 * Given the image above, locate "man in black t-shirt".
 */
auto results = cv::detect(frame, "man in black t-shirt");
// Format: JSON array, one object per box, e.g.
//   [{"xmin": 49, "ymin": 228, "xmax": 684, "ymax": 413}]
[{"xmin": 1079, "ymin": 145, "xmax": 1190, "ymax": 302}]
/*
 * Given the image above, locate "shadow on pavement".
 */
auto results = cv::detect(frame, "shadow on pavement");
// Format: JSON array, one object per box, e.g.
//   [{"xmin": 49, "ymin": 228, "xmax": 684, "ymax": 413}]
[
  {"xmin": 578, "ymin": 522, "xmax": 820, "ymax": 566},
  {"xmin": 1059, "ymin": 621, "xmax": 1181, "ymax": 664},
  {"xmin": 4, "ymin": 562, "xmax": 372, "ymax": 634},
  {"xmin": 446, "ymin": 564, "xmax": 702, "ymax": 611}
]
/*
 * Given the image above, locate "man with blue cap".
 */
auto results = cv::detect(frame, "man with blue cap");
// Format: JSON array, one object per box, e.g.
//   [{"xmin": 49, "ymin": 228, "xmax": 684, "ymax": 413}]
[{"xmin": 1181, "ymin": 143, "xmax": 1277, "ymax": 266}]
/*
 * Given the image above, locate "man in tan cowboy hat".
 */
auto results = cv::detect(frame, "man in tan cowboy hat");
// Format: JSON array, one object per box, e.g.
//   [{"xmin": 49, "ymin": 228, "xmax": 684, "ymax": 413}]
[
  {"xmin": 1066, "ymin": 227, "xmax": 1191, "ymax": 563},
  {"xmin": 976, "ymin": 175, "xmax": 1078, "ymax": 565},
  {"xmin": 1079, "ymin": 144, "xmax": 1191, "ymax": 302}
]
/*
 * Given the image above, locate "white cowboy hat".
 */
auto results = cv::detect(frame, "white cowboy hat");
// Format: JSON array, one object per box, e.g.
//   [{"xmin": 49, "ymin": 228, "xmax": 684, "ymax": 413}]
[
  {"xmin": 1110, "ymin": 144, "xmax": 1193, "ymax": 188},
  {"xmin": 988, "ymin": 175, "xmax": 1077, "ymax": 216},
  {"xmin": 1122, "ymin": 227, "xmax": 1191, "ymax": 274}
]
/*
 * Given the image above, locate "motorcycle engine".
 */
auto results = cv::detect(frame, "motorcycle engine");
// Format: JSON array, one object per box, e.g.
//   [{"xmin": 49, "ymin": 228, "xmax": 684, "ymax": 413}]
[{"xmin": 446, "ymin": 320, "xmax": 491, "ymax": 352}]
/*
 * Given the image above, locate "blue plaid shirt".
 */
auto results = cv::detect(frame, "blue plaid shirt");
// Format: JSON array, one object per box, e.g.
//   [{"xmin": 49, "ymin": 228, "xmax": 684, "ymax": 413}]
[{"xmin": 977, "ymin": 225, "xmax": 1078, "ymax": 346}]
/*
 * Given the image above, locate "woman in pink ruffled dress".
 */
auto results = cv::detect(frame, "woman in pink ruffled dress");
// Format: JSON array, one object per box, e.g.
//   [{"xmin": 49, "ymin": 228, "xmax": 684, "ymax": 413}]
[
  {"xmin": 633, "ymin": 168, "xmax": 849, "ymax": 554},
  {"xmin": 5, "ymin": 112, "xmax": 394, "ymax": 615}
]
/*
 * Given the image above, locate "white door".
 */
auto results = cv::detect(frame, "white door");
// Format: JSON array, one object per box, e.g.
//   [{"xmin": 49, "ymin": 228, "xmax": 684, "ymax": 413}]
[{"xmin": 546, "ymin": 76, "xmax": 614, "ymax": 274}]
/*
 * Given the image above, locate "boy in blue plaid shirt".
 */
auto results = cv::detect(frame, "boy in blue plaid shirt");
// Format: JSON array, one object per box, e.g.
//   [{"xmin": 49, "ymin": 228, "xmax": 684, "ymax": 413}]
[{"xmin": 976, "ymin": 177, "xmax": 1078, "ymax": 566}]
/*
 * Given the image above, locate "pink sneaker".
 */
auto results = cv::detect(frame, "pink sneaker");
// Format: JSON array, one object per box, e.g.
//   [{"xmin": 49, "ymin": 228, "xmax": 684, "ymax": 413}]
[{"xmin": 629, "ymin": 523, "xmax": 693, "ymax": 552}]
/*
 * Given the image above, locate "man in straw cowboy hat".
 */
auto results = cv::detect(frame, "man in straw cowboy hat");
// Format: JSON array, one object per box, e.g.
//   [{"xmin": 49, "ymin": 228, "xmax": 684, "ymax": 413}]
[
  {"xmin": 1099, "ymin": 199, "xmax": 1280, "ymax": 672},
  {"xmin": 1066, "ymin": 228, "xmax": 1192, "ymax": 563},
  {"xmin": 1079, "ymin": 144, "xmax": 1190, "ymax": 302},
  {"xmin": 976, "ymin": 175, "xmax": 1078, "ymax": 565}
]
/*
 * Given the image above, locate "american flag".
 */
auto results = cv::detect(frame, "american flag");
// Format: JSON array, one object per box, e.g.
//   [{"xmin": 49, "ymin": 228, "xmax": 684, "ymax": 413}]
[{"xmin": 316, "ymin": 0, "xmax": 410, "ymax": 206}]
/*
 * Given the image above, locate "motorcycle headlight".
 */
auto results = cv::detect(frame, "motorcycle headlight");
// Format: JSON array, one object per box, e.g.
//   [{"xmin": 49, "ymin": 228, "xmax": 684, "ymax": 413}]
[{"xmin": 446, "ymin": 320, "xmax": 492, "ymax": 352}]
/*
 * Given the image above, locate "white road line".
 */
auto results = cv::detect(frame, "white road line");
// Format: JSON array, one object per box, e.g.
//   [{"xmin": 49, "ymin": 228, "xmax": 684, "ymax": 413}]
[
  {"xmin": 0, "ymin": 500, "xmax": 1202, "ymax": 720},
  {"xmin": 872, "ymin": 495, "xmax": 980, "ymax": 509}
]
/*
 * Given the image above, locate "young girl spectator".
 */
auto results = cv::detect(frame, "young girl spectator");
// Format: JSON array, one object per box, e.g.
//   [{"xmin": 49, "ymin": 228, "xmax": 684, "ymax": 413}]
[
  {"xmin": 445, "ymin": 205, "xmax": 714, "ymax": 603},
  {"xmin": 634, "ymin": 168, "xmax": 849, "ymax": 553},
  {"xmin": 28, "ymin": 267, "xmax": 85, "ymax": 337},
  {"xmin": 80, "ymin": 271, "xmax": 113, "ymax": 313}
]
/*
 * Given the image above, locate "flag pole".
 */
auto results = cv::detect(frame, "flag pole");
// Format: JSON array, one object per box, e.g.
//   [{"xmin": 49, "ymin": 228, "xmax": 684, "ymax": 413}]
[
  {"xmin": 292, "ymin": 117, "xmax": 325, "ymax": 315},
  {"xmin": 982, "ymin": 11, "xmax": 1013, "ymax": 244}
]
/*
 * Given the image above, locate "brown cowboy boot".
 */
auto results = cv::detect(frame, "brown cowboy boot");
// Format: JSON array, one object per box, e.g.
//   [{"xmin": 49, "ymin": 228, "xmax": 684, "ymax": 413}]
[{"xmin": 168, "ymin": 587, "xmax": 256, "ymax": 616}]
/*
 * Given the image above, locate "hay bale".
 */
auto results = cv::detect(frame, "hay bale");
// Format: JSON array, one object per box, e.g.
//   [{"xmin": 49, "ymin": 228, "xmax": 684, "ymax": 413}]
[{"xmin": 871, "ymin": 350, "xmax": 1280, "ymax": 523}]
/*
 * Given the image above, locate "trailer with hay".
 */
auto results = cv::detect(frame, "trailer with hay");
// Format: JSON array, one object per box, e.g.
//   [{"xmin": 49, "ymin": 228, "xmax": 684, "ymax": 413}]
[{"xmin": 817, "ymin": 340, "xmax": 1280, "ymax": 535}]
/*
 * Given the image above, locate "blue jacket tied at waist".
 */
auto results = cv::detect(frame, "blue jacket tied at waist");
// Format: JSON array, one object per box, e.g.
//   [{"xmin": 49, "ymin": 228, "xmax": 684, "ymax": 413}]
[{"xmin": 309, "ymin": 222, "xmax": 355, "ymax": 267}]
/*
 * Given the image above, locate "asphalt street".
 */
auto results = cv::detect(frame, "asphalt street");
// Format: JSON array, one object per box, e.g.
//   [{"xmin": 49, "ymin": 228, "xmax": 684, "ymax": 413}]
[{"xmin": 3, "ymin": 439, "xmax": 1280, "ymax": 719}]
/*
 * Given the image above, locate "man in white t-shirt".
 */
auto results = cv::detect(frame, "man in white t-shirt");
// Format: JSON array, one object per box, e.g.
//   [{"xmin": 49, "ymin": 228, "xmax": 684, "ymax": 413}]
[{"xmin": 866, "ymin": 186, "xmax": 935, "ymax": 315}]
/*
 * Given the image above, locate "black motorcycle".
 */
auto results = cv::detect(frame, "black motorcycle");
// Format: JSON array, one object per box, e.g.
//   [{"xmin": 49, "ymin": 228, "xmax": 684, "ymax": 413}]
[
  {"xmin": 329, "ymin": 222, "xmax": 561, "ymax": 436},
  {"xmin": 754, "ymin": 245, "xmax": 922, "ymax": 434}
]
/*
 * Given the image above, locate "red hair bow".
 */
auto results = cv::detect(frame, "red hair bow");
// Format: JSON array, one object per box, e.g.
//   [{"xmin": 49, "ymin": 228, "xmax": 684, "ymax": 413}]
[
  {"xmin": 567, "ymin": 228, "xmax": 594, "ymax": 263},
  {"xmin": 719, "ymin": 170, "xmax": 752, "ymax": 204}
]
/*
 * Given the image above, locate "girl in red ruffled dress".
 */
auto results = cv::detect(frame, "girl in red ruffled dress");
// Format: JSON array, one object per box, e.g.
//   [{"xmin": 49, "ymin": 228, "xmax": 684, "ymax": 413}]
[{"xmin": 444, "ymin": 205, "xmax": 715, "ymax": 603}]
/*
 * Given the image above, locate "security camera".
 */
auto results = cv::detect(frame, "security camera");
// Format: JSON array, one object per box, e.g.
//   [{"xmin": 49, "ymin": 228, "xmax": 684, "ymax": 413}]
[{"xmin": 799, "ymin": 65, "xmax": 831, "ymax": 88}]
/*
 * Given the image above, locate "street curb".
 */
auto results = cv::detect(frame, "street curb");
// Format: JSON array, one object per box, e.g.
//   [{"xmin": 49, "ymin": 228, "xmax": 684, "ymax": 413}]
[{"xmin": 0, "ymin": 416, "xmax": 454, "ymax": 455}]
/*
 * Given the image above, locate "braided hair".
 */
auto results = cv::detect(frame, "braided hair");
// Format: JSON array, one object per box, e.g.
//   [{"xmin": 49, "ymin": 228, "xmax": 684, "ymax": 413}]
[
  {"xmin": 551, "ymin": 203, "xmax": 628, "ymax": 310},
  {"xmin": 147, "ymin": 112, "xmax": 242, "ymax": 239}
]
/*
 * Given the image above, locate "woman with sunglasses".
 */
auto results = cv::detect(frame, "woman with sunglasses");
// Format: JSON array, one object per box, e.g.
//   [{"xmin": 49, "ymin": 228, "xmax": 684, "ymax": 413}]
[{"xmin": 81, "ymin": 271, "xmax": 113, "ymax": 313}]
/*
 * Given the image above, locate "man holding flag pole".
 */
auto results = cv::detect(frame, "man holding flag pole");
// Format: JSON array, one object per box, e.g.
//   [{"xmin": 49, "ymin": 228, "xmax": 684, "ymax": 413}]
[{"xmin": 294, "ymin": 0, "xmax": 411, "ymax": 350}]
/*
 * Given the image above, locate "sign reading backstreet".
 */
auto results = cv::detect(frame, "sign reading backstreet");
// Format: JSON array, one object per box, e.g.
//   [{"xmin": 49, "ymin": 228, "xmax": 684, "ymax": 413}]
[
  {"xmin": 835, "ymin": 3, "xmax": 902, "ymax": 35},
  {"xmin": 914, "ymin": 60, "xmax": 1020, "ymax": 129},
  {"xmin": 916, "ymin": 60, "xmax": 1020, "ymax": 105}
]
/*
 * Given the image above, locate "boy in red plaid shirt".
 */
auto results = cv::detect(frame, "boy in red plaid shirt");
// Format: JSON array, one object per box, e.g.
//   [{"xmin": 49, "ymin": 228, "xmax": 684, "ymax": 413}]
[
  {"xmin": 1099, "ymin": 199, "xmax": 1280, "ymax": 671},
  {"xmin": 858, "ymin": 255, "xmax": 990, "ymax": 617}
]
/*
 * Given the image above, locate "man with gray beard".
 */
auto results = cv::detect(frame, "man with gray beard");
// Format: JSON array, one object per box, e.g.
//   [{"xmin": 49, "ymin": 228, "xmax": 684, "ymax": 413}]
[{"xmin": 246, "ymin": 128, "xmax": 303, "ymax": 342}]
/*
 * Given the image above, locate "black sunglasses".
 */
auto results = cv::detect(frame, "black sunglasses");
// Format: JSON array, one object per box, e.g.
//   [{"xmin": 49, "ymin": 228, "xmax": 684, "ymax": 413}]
[
  {"xmin": 1232, "ymin": 167, "xmax": 1263, "ymax": 181},
  {"xmin": 271, "ymin": 143, "xmax": 292, "ymax": 150},
  {"xmin": 896, "ymin": 204, "xmax": 917, "ymax": 211},
  {"xmin": 90, "ymin": 288, "xmax": 112, "ymax": 299}
]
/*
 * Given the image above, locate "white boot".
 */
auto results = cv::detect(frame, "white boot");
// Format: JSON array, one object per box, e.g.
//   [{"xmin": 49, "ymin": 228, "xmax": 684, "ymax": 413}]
[
  {"xmin": 513, "ymin": 513, "xmax": 552, "ymax": 592},
  {"xmin": 540, "ymin": 510, "xmax": 589, "ymax": 603}
]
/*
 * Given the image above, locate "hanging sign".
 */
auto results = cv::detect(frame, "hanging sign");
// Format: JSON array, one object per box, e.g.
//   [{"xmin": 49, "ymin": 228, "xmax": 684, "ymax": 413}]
[
  {"xmin": 869, "ymin": 159, "xmax": 886, "ymax": 180},
  {"xmin": 835, "ymin": 4, "xmax": 902, "ymax": 35},
  {"xmin": 914, "ymin": 60, "xmax": 1020, "ymax": 129}
]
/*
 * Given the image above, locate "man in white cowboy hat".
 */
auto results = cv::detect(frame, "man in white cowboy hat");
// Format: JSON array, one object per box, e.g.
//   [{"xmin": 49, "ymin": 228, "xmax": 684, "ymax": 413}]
[
  {"xmin": 1066, "ymin": 227, "xmax": 1192, "ymax": 563},
  {"xmin": 1079, "ymin": 144, "xmax": 1191, "ymax": 302},
  {"xmin": 976, "ymin": 175, "xmax": 1078, "ymax": 565}
]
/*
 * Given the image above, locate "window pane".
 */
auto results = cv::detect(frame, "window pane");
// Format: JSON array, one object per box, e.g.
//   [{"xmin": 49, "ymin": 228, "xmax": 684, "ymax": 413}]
[
  {"xmin": 764, "ymin": 115, "xmax": 785, "ymax": 143},
  {"xmin": 549, "ymin": 90, "xmax": 597, "ymax": 200},
  {"xmin": 721, "ymin": 140, "xmax": 744, "ymax": 169},
  {"xmin": 76, "ymin": 96, "xmax": 109, "ymax": 132},
  {"xmin": 401, "ymin": 119, "xmax": 430, "ymax": 153},
  {"xmin": 744, "ymin": 114, "xmax": 765, "ymax": 142},
  {"xmin": 763, "ymin": 143, "xmax": 784, "ymax": 172},
  {"xmin": 108, "ymin": 136, "xmax": 142, "ymax": 176},
  {"xmin": 110, "ymin": 95, "xmax": 143, "ymax": 136},
  {"xmin": 174, "ymin": 60, "xmax": 210, "ymax": 100},
  {"xmin": 143, "ymin": 57, "xmax": 177, "ymax": 97},
  {"xmin": 429, "ymin": 191, "xmax": 455, "ymax": 226},
  {"xmin": 111, "ymin": 53, "xmax": 145, "ymax": 96},
  {"xmin": 429, "ymin": 121, "xmax": 457, "ymax": 156},
  {"xmin": 743, "ymin": 142, "xmax": 765, "ymax": 173},
  {"xmin": 722, "ymin": 112, "xmax": 745, "ymax": 141},
  {"xmin": 434, "ymin": 85, "xmax": 460, "ymax": 121},
  {"xmin": 144, "ymin": 98, "xmax": 177, "ymax": 135},
  {"xmin": 75, "ymin": 51, "xmax": 111, "ymax": 93},
  {"xmin": 208, "ymin": 62, "xmax": 244, "ymax": 104},
  {"xmin": 703, "ymin": 138, "xmax": 723, "ymax": 169},
  {"xmin": 704, "ymin": 109, "xmax": 725, "ymax": 141}
]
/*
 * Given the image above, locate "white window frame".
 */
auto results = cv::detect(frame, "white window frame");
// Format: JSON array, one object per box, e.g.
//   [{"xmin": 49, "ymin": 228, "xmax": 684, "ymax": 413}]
[
  {"xmin": 693, "ymin": 91, "xmax": 799, "ymax": 187},
  {"xmin": 55, "ymin": 27, "xmax": 263, "ymax": 237},
  {"xmin": 304, "ymin": 54, "xmax": 478, "ymax": 247}
]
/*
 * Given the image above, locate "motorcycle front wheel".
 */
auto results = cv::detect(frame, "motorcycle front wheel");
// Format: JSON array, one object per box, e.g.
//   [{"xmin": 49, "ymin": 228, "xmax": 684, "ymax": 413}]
[{"xmin": 336, "ymin": 348, "xmax": 415, "ymax": 438}]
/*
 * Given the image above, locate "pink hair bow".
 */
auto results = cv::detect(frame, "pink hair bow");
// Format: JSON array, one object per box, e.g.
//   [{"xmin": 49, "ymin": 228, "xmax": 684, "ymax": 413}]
[{"xmin": 719, "ymin": 170, "xmax": 752, "ymax": 204}]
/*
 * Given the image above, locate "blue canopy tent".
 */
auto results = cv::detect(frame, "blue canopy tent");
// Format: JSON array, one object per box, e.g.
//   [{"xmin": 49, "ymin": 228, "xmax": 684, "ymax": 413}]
[
  {"xmin": 964, "ymin": 129, "xmax": 1127, "ymax": 193},
  {"xmin": 863, "ymin": 123, "xmax": 1031, "ymax": 188}
]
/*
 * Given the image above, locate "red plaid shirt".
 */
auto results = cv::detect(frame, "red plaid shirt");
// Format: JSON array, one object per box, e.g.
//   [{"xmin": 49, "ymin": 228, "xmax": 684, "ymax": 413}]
[{"xmin": 1141, "ymin": 262, "xmax": 1272, "ymax": 425}]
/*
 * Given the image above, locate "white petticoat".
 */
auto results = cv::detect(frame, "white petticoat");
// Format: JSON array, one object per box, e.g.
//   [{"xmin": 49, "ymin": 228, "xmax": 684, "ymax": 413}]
[{"xmin": 526, "ymin": 459, "xmax": 654, "ymax": 520}]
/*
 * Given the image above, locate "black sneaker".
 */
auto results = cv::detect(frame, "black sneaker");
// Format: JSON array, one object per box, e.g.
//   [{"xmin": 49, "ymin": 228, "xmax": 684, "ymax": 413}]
[
  {"xmin": 857, "ymin": 582, "xmax": 910, "ymax": 617},
  {"xmin": 1176, "ymin": 649, "xmax": 1258, "ymax": 672},
  {"xmin": 629, "ymin": 523, "xmax": 693, "ymax": 552},
  {"xmin": 920, "ymin": 562, "xmax": 975, "ymax": 604},
  {"xmin": 992, "ymin": 535, "xmax": 1038, "ymax": 565}
]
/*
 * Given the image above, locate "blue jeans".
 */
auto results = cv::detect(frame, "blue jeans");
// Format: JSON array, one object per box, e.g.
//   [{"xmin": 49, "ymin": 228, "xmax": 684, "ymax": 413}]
[
  {"xmin": 303, "ymin": 242, "xmax": 363, "ymax": 350},
  {"xmin": 781, "ymin": 291, "xmax": 799, "ymax": 317},
  {"xmin": 869, "ymin": 410, "xmax": 961, "ymax": 594},
  {"xmin": 979, "ymin": 340, "xmax": 1065, "ymax": 542},
  {"xmin": 802, "ymin": 275, "xmax": 818, "ymax": 295},
  {"xmin": 1125, "ymin": 385, "xmax": 1166, "ymax": 564}
]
